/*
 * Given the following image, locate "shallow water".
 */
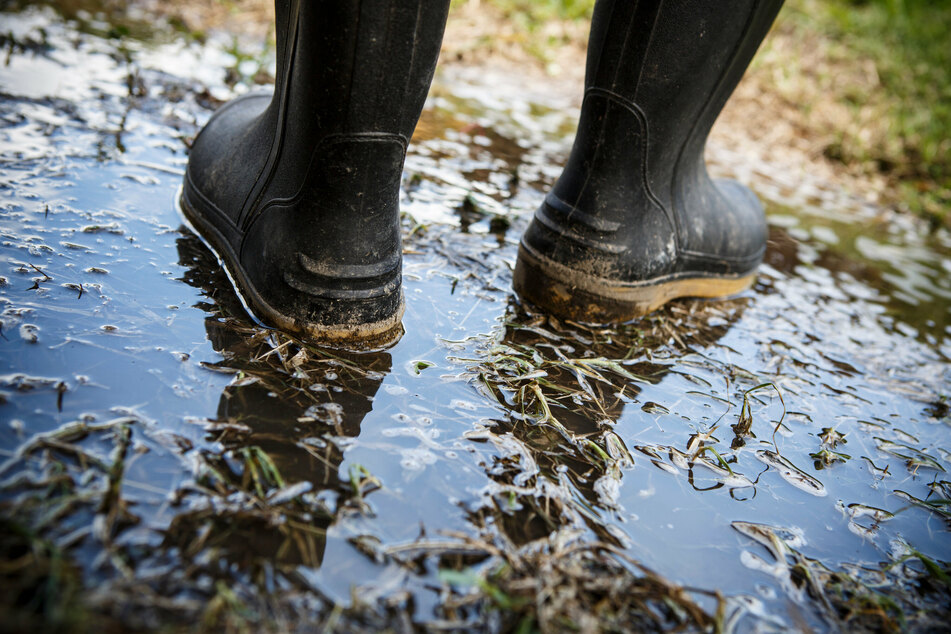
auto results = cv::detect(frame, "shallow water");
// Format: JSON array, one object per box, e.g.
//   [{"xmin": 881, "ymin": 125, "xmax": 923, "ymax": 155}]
[{"xmin": 1, "ymin": 6, "xmax": 949, "ymax": 631}]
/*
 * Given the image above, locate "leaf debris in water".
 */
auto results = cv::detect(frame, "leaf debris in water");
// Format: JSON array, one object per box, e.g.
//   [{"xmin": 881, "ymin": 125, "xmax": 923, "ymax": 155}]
[
  {"xmin": 411, "ymin": 360, "xmax": 434, "ymax": 374},
  {"xmin": 755, "ymin": 449, "xmax": 827, "ymax": 497},
  {"xmin": 18, "ymin": 324, "xmax": 39, "ymax": 343}
]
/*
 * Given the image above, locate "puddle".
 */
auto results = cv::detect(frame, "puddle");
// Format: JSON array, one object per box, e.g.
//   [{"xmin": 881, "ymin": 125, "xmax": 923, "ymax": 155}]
[{"xmin": 1, "ymin": 6, "xmax": 949, "ymax": 631}]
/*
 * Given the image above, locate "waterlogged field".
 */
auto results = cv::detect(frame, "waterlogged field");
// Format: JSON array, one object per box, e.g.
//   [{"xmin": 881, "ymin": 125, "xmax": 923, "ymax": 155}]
[{"xmin": 1, "ymin": 7, "xmax": 949, "ymax": 632}]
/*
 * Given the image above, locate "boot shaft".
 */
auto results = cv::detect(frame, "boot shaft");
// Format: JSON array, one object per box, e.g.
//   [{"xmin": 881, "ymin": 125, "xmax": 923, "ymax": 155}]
[
  {"xmin": 277, "ymin": 0, "xmax": 448, "ymax": 140},
  {"xmin": 550, "ymin": 0, "xmax": 783, "ymax": 239},
  {"xmin": 584, "ymin": 0, "xmax": 783, "ymax": 157},
  {"xmin": 245, "ymin": 0, "xmax": 450, "ymax": 230}
]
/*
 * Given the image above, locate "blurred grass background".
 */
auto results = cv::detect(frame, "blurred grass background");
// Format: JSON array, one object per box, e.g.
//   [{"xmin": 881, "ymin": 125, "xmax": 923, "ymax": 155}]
[
  {"xmin": 11, "ymin": 0, "xmax": 950, "ymax": 227},
  {"xmin": 467, "ymin": 0, "xmax": 951, "ymax": 228},
  {"xmin": 772, "ymin": 0, "xmax": 951, "ymax": 227}
]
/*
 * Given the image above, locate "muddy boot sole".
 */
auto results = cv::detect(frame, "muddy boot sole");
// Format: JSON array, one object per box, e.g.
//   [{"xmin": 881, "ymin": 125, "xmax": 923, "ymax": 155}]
[
  {"xmin": 179, "ymin": 189, "xmax": 404, "ymax": 346},
  {"xmin": 513, "ymin": 240, "xmax": 756, "ymax": 323}
]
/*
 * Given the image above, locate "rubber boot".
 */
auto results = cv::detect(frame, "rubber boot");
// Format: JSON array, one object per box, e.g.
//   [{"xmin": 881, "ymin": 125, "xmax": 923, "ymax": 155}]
[
  {"xmin": 514, "ymin": 0, "xmax": 784, "ymax": 323},
  {"xmin": 181, "ymin": 0, "xmax": 449, "ymax": 343}
]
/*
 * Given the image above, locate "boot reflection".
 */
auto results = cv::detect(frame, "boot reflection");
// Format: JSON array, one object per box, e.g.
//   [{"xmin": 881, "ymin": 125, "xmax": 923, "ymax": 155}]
[
  {"xmin": 174, "ymin": 231, "xmax": 390, "ymax": 570},
  {"xmin": 474, "ymin": 298, "xmax": 749, "ymax": 546}
]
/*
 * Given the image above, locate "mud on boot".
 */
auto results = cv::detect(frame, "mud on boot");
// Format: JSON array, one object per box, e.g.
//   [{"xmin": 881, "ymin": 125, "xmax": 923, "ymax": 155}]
[
  {"xmin": 181, "ymin": 0, "xmax": 449, "ymax": 344},
  {"xmin": 514, "ymin": 0, "xmax": 784, "ymax": 323}
]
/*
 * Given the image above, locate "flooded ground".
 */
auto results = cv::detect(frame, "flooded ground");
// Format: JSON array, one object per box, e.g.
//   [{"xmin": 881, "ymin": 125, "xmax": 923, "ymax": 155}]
[{"xmin": 1, "ymin": 6, "xmax": 949, "ymax": 632}]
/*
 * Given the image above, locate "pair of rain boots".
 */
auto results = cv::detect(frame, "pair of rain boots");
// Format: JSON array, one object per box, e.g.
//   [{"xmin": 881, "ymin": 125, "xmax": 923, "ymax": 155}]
[{"xmin": 181, "ymin": 0, "xmax": 784, "ymax": 344}]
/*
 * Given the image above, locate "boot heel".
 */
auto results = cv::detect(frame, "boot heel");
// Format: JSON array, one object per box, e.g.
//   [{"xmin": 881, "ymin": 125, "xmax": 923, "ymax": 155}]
[{"xmin": 514, "ymin": 240, "xmax": 756, "ymax": 323}]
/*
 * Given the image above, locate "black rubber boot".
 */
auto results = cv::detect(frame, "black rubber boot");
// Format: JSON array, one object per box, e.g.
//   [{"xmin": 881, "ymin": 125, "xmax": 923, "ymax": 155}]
[
  {"xmin": 181, "ymin": 0, "xmax": 449, "ymax": 343},
  {"xmin": 514, "ymin": 0, "xmax": 784, "ymax": 323}
]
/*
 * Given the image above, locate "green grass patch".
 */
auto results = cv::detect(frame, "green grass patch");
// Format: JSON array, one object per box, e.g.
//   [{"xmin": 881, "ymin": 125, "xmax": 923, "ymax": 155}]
[{"xmin": 772, "ymin": 0, "xmax": 951, "ymax": 225}]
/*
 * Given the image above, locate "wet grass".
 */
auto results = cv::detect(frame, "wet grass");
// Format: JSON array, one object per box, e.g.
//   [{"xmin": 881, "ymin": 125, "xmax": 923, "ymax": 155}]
[
  {"xmin": 0, "ymin": 289, "xmax": 721, "ymax": 631},
  {"xmin": 0, "ymin": 418, "xmax": 137, "ymax": 632},
  {"xmin": 732, "ymin": 521, "xmax": 951, "ymax": 632},
  {"xmin": 0, "ymin": 516, "xmax": 91, "ymax": 632},
  {"xmin": 437, "ymin": 537, "xmax": 713, "ymax": 632},
  {"xmin": 463, "ymin": 300, "xmax": 950, "ymax": 631},
  {"xmin": 4, "ymin": 293, "xmax": 947, "ymax": 631}
]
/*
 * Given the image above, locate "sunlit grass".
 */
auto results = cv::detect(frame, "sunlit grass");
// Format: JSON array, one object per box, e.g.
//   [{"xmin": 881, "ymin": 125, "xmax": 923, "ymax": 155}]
[
  {"xmin": 458, "ymin": 0, "xmax": 950, "ymax": 226},
  {"xmin": 760, "ymin": 0, "xmax": 951, "ymax": 225}
]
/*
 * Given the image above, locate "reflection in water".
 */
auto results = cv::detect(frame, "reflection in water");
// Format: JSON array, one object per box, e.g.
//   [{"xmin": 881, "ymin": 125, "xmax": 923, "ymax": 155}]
[
  {"xmin": 170, "ymin": 233, "xmax": 390, "ymax": 571},
  {"xmin": 765, "ymin": 211, "xmax": 951, "ymax": 343},
  {"xmin": 470, "ymin": 298, "xmax": 750, "ymax": 546}
]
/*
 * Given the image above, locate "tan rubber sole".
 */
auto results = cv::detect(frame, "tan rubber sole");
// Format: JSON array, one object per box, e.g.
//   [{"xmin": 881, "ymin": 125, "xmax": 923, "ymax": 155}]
[
  {"xmin": 178, "ymin": 187, "xmax": 404, "ymax": 347},
  {"xmin": 513, "ymin": 241, "xmax": 756, "ymax": 323}
]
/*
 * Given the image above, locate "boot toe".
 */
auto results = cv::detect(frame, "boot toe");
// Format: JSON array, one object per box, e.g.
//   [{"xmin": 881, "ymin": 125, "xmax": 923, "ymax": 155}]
[{"xmin": 711, "ymin": 178, "xmax": 768, "ymax": 268}]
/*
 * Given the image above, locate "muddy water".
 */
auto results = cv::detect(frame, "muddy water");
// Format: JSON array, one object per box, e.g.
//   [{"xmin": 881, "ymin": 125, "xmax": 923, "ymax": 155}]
[{"xmin": 1, "ymin": 6, "xmax": 949, "ymax": 631}]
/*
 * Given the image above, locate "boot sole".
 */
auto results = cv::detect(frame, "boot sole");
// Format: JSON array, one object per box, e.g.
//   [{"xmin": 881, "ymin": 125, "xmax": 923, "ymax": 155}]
[
  {"xmin": 178, "ymin": 187, "xmax": 404, "ymax": 345},
  {"xmin": 513, "ymin": 240, "xmax": 756, "ymax": 323}
]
